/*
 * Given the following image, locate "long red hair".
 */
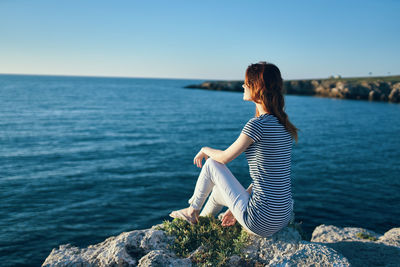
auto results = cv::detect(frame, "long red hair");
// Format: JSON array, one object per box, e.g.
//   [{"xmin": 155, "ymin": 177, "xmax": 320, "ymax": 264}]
[{"xmin": 245, "ymin": 61, "xmax": 299, "ymax": 144}]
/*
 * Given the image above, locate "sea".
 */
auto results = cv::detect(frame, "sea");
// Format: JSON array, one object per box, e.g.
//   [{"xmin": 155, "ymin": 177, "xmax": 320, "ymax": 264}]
[{"xmin": 1, "ymin": 74, "xmax": 399, "ymax": 266}]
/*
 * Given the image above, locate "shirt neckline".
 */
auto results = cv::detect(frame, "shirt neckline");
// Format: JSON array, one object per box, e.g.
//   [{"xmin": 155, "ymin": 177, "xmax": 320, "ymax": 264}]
[{"xmin": 258, "ymin": 113, "xmax": 271, "ymax": 118}]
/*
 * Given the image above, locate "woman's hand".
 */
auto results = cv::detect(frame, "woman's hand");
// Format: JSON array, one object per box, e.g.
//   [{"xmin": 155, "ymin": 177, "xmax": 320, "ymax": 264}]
[
  {"xmin": 193, "ymin": 147, "xmax": 209, "ymax": 168},
  {"xmin": 221, "ymin": 209, "xmax": 237, "ymax": 227}
]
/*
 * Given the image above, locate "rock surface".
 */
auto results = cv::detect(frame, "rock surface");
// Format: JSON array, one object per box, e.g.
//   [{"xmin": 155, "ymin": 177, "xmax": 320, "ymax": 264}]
[
  {"xmin": 311, "ymin": 224, "xmax": 400, "ymax": 267},
  {"xmin": 42, "ymin": 217, "xmax": 400, "ymax": 266},
  {"xmin": 184, "ymin": 76, "xmax": 400, "ymax": 103}
]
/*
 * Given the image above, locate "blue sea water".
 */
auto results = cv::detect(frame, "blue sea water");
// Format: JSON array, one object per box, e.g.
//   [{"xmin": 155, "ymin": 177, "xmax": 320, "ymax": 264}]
[{"xmin": 0, "ymin": 74, "xmax": 399, "ymax": 266}]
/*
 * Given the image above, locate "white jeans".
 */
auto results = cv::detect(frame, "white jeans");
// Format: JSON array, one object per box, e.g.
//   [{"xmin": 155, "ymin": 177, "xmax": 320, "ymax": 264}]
[{"xmin": 188, "ymin": 158, "xmax": 258, "ymax": 236}]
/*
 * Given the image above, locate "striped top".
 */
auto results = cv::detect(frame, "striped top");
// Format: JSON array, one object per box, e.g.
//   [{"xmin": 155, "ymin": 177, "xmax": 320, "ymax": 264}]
[{"xmin": 241, "ymin": 113, "xmax": 294, "ymax": 237}]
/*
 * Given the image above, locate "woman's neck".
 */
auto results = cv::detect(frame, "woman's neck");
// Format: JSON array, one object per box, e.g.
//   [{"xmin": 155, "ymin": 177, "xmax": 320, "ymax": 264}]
[{"xmin": 256, "ymin": 103, "xmax": 270, "ymax": 115}]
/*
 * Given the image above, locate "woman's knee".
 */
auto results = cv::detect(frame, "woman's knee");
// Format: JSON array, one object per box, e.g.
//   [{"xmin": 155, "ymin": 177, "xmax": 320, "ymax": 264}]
[{"xmin": 204, "ymin": 158, "xmax": 219, "ymax": 168}]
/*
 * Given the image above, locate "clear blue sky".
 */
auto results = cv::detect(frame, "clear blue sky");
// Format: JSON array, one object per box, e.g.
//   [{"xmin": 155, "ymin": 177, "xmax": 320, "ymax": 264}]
[{"xmin": 1, "ymin": 0, "xmax": 399, "ymax": 80}]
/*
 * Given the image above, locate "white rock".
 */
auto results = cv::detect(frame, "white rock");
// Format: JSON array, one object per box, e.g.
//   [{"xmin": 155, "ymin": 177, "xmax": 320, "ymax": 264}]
[
  {"xmin": 42, "ymin": 221, "xmax": 399, "ymax": 267},
  {"xmin": 379, "ymin": 227, "xmax": 400, "ymax": 248},
  {"xmin": 311, "ymin": 224, "xmax": 400, "ymax": 267},
  {"xmin": 268, "ymin": 241, "xmax": 351, "ymax": 266}
]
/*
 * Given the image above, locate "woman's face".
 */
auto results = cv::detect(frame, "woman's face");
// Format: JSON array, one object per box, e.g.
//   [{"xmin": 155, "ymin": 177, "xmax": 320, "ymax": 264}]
[{"xmin": 242, "ymin": 83, "xmax": 252, "ymax": 101}]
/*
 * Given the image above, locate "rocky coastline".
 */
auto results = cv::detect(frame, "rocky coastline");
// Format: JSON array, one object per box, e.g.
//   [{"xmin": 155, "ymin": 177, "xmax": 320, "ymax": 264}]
[
  {"xmin": 42, "ymin": 213, "xmax": 400, "ymax": 266},
  {"xmin": 184, "ymin": 75, "xmax": 400, "ymax": 103}
]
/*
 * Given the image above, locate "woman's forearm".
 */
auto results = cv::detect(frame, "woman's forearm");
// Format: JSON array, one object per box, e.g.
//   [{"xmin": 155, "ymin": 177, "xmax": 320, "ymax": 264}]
[
  {"xmin": 201, "ymin": 147, "xmax": 252, "ymax": 193},
  {"xmin": 201, "ymin": 146, "xmax": 226, "ymax": 164}
]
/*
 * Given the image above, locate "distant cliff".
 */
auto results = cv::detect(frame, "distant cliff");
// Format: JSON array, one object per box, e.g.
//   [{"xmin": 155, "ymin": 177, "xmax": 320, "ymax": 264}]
[{"xmin": 185, "ymin": 75, "xmax": 400, "ymax": 103}]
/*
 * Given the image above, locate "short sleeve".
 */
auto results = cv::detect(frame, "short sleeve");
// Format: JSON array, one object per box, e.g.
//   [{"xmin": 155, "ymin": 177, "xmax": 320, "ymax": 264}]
[{"xmin": 241, "ymin": 118, "xmax": 263, "ymax": 143}]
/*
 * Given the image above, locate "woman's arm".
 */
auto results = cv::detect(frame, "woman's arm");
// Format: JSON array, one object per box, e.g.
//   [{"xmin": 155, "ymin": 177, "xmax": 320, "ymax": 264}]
[{"xmin": 201, "ymin": 133, "xmax": 254, "ymax": 164}]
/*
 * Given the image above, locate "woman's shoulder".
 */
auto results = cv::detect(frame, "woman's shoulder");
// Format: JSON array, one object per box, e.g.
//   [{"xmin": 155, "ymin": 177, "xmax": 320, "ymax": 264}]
[
  {"xmin": 244, "ymin": 114, "xmax": 284, "ymax": 132},
  {"xmin": 244, "ymin": 116, "xmax": 262, "ymax": 127},
  {"xmin": 248, "ymin": 114, "xmax": 275, "ymax": 123}
]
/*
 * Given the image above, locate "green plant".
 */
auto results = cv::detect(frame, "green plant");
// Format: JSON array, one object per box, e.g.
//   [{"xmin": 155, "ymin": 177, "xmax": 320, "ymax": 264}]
[
  {"xmin": 155, "ymin": 215, "xmax": 251, "ymax": 266},
  {"xmin": 356, "ymin": 231, "xmax": 378, "ymax": 241}
]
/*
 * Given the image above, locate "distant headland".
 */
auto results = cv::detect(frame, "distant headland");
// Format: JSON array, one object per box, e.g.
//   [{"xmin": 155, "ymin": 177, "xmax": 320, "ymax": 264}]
[{"xmin": 184, "ymin": 75, "xmax": 400, "ymax": 103}]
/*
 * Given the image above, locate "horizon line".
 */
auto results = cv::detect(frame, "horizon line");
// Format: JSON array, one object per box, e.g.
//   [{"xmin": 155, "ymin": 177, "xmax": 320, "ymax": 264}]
[{"xmin": 0, "ymin": 72, "xmax": 398, "ymax": 82}]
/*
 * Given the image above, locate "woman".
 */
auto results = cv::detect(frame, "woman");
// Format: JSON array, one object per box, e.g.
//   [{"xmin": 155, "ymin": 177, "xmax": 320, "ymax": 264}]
[{"xmin": 170, "ymin": 61, "xmax": 299, "ymax": 237}]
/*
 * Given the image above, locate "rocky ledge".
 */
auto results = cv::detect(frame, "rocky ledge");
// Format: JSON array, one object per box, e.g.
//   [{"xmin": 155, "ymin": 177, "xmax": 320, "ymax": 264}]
[
  {"xmin": 42, "ymin": 213, "xmax": 400, "ymax": 267},
  {"xmin": 185, "ymin": 76, "xmax": 400, "ymax": 103}
]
